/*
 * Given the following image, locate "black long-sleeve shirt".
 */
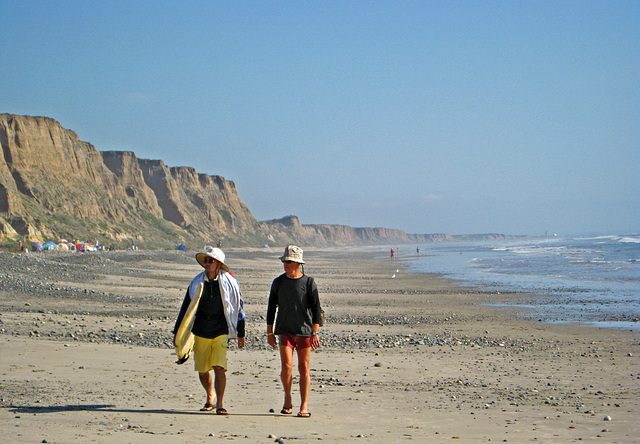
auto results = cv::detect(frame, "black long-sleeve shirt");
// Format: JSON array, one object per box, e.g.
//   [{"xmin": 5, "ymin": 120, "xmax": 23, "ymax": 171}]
[
  {"xmin": 173, "ymin": 278, "xmax": 245, "ymax": 339},
  {"xmin": 267, "ymin": 274, "xmax": 321, "ymax": 336}
]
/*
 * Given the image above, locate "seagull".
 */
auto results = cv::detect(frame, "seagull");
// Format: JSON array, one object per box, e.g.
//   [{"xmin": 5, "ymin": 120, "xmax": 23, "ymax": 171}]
[{"xmin": 392, "ymin": 273, "xmax": 396, "ymax": 278}]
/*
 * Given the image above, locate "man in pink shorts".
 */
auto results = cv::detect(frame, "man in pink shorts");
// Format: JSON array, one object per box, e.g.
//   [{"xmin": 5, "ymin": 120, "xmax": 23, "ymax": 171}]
[{"xmin": 267, "ymin": 245, "xmax": 322, "ymax": 418}]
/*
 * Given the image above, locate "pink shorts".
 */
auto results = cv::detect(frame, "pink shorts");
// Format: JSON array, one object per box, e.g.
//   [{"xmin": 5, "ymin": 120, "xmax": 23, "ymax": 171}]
[{"xmin": 280, "ymin": 334, "xmax": 312, "ymax": 350}]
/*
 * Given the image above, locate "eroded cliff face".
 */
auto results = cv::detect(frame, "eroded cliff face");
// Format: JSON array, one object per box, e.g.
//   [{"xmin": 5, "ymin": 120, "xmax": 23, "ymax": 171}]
[
  {"xmin": 0, "ymin": 114, "xmax": 260, "ymax": 246},
  {"xmin": 259, "ymin": 215, "xmax": 454, "ymax": 246},
  {"xmin": 0, "ymin": 114, "xmax": 520, "ymax": 248}
]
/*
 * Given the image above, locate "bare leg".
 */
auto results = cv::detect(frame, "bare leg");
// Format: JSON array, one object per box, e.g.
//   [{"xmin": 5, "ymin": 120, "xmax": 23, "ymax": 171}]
[
  {"xmin": 199, "ymin": 371, "xmax": 215, "ymax": 407},
  {"xmin": 297, "ymin": 346, "xmax": 312, "ymax": 415},
  {"xmin": 213, "ymin": 366, "xmax": 226, "ymax": 410},
  {"xmin": 279, "ymin": 345, "xmax": 294, "ymax": 410}
]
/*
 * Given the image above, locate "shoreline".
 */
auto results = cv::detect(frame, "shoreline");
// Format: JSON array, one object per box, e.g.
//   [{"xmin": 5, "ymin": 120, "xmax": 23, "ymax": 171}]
[
  {"xmin": 396, "ymin": 238, "xmax": 640, "ymax": 332},
  {"xmin": 1, "ymin": 248, "xmax": 639, "ymax": 442}
]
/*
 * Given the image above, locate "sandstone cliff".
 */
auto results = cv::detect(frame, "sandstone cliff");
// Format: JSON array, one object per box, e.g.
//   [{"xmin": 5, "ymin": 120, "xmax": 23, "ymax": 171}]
[
  {"xmin": 1, "ymin": 114, "xmax": 524, "ymax": 248},
  {"xmin": 0, "ymin": 114, "xmax": 262, "ymax": 247},
  {"xmin": 260, "ymin": 215, "xmax": 453, "ymax": 246}
]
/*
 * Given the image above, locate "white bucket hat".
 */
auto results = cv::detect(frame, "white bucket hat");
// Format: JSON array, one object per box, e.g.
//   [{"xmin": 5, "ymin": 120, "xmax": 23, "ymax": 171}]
[
  {"xmin": 279, "ymin": 245, "xmax": 305, "ymax": 264},
  {"xmin": 196, "ymin": 246, "xmax": 229, "ymax": 271}
]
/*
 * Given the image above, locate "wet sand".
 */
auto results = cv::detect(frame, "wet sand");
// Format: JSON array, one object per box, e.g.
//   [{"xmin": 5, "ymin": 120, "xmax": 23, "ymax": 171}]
[{"xmin": 1, "ymin": 247, "xmax": 639, "ymax": 442}]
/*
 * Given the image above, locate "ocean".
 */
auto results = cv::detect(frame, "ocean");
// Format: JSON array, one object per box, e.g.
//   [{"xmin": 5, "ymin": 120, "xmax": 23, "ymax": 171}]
[{"xmin": 396, "ymin": 235, "xmax": 640, "ymax": 331}]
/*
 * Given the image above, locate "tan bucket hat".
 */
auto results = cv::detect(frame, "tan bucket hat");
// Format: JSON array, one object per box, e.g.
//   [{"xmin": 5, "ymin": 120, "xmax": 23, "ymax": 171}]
[
  {"xmin": 195, "ymin": 246, "xmax": 229, "ymax": 271},
  {"xmin": 279, "ymin": 245, "xmax": 305, "ymax": 264}
]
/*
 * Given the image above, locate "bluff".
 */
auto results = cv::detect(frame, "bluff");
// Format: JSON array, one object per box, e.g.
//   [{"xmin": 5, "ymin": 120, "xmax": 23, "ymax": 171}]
[
  {"xmin": 1, "ymin": 114, "xmax": 520, "ymax": 248},
  {"xmin": 260, "ymin": 215, "xmax": 453, "ymax": 245},
  {"xmin": 0, "ymin": 114, "xmax": 264, "ymax": 247}
]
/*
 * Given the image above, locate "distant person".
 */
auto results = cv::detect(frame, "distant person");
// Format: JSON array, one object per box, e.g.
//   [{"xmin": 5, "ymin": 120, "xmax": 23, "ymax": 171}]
[
  {"xmin": 267, "ymin": 245, "xmax": 322, "ymax": 418},
  {"xmin": 390, "ymin": 248, "xmax": 395, "ymax": 259},
  {"xmin": 173, "ymin": 246, "xmax": 245, "ymax": 414},
  {"xmin": 416, "ymin": 247, "xmax": 420, "ymax": 255}
]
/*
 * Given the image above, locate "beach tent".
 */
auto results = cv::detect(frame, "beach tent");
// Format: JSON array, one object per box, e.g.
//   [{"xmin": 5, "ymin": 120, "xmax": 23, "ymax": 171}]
[
  {"xmin": 31, "ymin": 241, "xmax": 43, "ymax": 252},
  {"xmin": 43, "ymin": 241, "xmax": 57, "ymax": 250},
  {"xmin": 57, "ymin": 243, "xmax": 69, "ymax": 251},
  {"xmin": 75, "ymin": 242, "xmax": 95, "ymax": 252}
]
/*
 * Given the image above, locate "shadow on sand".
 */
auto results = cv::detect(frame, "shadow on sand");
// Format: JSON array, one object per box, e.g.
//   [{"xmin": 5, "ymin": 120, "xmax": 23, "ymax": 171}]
[{"xmin": 7, "ymin": 404, "xmax": 274, "ymax": 417}]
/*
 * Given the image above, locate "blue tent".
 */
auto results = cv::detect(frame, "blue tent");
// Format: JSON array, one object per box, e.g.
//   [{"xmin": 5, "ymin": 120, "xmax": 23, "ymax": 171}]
[{"xmin": 31, "ymin": 242, "xmax": 43, "ymax": 252}]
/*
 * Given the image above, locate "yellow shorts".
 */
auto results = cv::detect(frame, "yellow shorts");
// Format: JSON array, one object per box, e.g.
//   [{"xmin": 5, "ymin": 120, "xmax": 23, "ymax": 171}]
[{"xmin": 193, "ymin": 334, "xmax": 228, "ymax": 373}]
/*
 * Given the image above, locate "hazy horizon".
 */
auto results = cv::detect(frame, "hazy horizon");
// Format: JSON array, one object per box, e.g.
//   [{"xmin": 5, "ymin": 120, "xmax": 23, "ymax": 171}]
[{"xmin": 2, "ymin": 1, "xmax": 638, "ymax": 237}]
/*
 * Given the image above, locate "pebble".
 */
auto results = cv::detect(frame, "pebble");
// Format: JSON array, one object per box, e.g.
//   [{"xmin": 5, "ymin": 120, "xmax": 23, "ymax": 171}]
[
  {"xmin": 0, "ymin": 250, "xmax": 540, "ymax": 352},
  {"xmin": 2, "ymin": 243, "xmax": 636, "ymax": 444}
]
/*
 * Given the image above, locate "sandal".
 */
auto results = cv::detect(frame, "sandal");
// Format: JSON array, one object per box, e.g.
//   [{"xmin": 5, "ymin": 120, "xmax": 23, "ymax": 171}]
[
  {"xmin": 216, "ymin": 407, "xmax": 228, "ymax": 415},
  {"xmin": 200, "ymin": 403, "xmax": 214, "ymax": 411},
  {"xmin": 280, "ymin": 406, "xmax": 293, "ymax": 415},
  {"xmin": 297, "ymin": 411, "xmax": 311, "ymax": 418}
]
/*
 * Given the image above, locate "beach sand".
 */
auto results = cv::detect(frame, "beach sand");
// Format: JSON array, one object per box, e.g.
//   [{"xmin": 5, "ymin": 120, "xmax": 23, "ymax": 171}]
[{"xmin": 1, "ymin": 247, "xmax": 638, "ymax": 443}]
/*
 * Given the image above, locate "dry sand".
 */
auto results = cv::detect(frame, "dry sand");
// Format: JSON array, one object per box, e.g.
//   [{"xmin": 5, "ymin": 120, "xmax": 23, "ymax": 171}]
[{"xmin": 1, "ymin": 247, "xmax": 638, "ymax": 443}]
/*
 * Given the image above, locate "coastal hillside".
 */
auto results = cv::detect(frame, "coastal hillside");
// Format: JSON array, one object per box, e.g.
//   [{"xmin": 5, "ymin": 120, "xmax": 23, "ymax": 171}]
[
  {"xmin": 1, "ymin": 114, "xmax": 519, "ymax": 248},
  {"xmin": 0, "ymin": 114, "xmax": 264, "ymax": 247}
]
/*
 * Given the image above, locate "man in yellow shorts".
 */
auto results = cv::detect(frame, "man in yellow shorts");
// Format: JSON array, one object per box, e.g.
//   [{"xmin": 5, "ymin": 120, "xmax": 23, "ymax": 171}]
[{"xmin": 173, "ymin": 246, "xmax": 245, "ymax": 414}]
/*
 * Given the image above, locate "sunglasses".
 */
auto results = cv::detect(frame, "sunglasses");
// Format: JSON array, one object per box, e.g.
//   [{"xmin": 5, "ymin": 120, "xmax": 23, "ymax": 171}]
[{"xmin": 203, "ymin": 258, "xmax": 218, "ymax": 264}]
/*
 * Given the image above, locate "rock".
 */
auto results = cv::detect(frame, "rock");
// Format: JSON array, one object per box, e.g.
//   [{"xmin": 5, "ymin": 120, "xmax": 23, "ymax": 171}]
[
  {"xmin": 0, "ymin": 114, "xmax": 471, "ymax": 246},
  {"xmin": 604, "ymin": 415, "xmax": 612, "ymax": 421},
  {"xmin": 0, "ymin": 114, "xmax": 259, "ymax": 244}
]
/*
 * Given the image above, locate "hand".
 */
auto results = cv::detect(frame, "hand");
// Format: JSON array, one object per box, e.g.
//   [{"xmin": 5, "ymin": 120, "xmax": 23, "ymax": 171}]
[
  {"xmin": 311, "ymin": 334, "xmax": 320, "ymax": 350},
  {"xmin": 267, "ymin": 334, "xmax": 277, "ymax": 350},
  {"xmin": 237, "ymin": 337, "xmax": 245, "ymax": 349}
]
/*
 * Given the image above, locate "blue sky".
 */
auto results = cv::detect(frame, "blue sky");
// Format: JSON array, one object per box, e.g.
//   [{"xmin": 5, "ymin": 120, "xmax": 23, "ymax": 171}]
[{"xmin": 1, "ymin": 1, "xmax": 638, "ymax": 236}]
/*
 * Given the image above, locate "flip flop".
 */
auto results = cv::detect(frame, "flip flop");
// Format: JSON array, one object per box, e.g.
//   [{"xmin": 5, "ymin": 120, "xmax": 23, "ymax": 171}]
[
  {"xmin": 280, "ymin": 406, "xmax": 293, "ymax": 415},
  {"xmin": 216, "ymin": 407, "xmax": 228, "ymax": 415},
  {"xmin": 297, "ymin": 411, "xmax": 311, "ymax": 418},
  {"xmin": 200, "ymin": 403, "xmax": 214, "ymax": 411}
]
